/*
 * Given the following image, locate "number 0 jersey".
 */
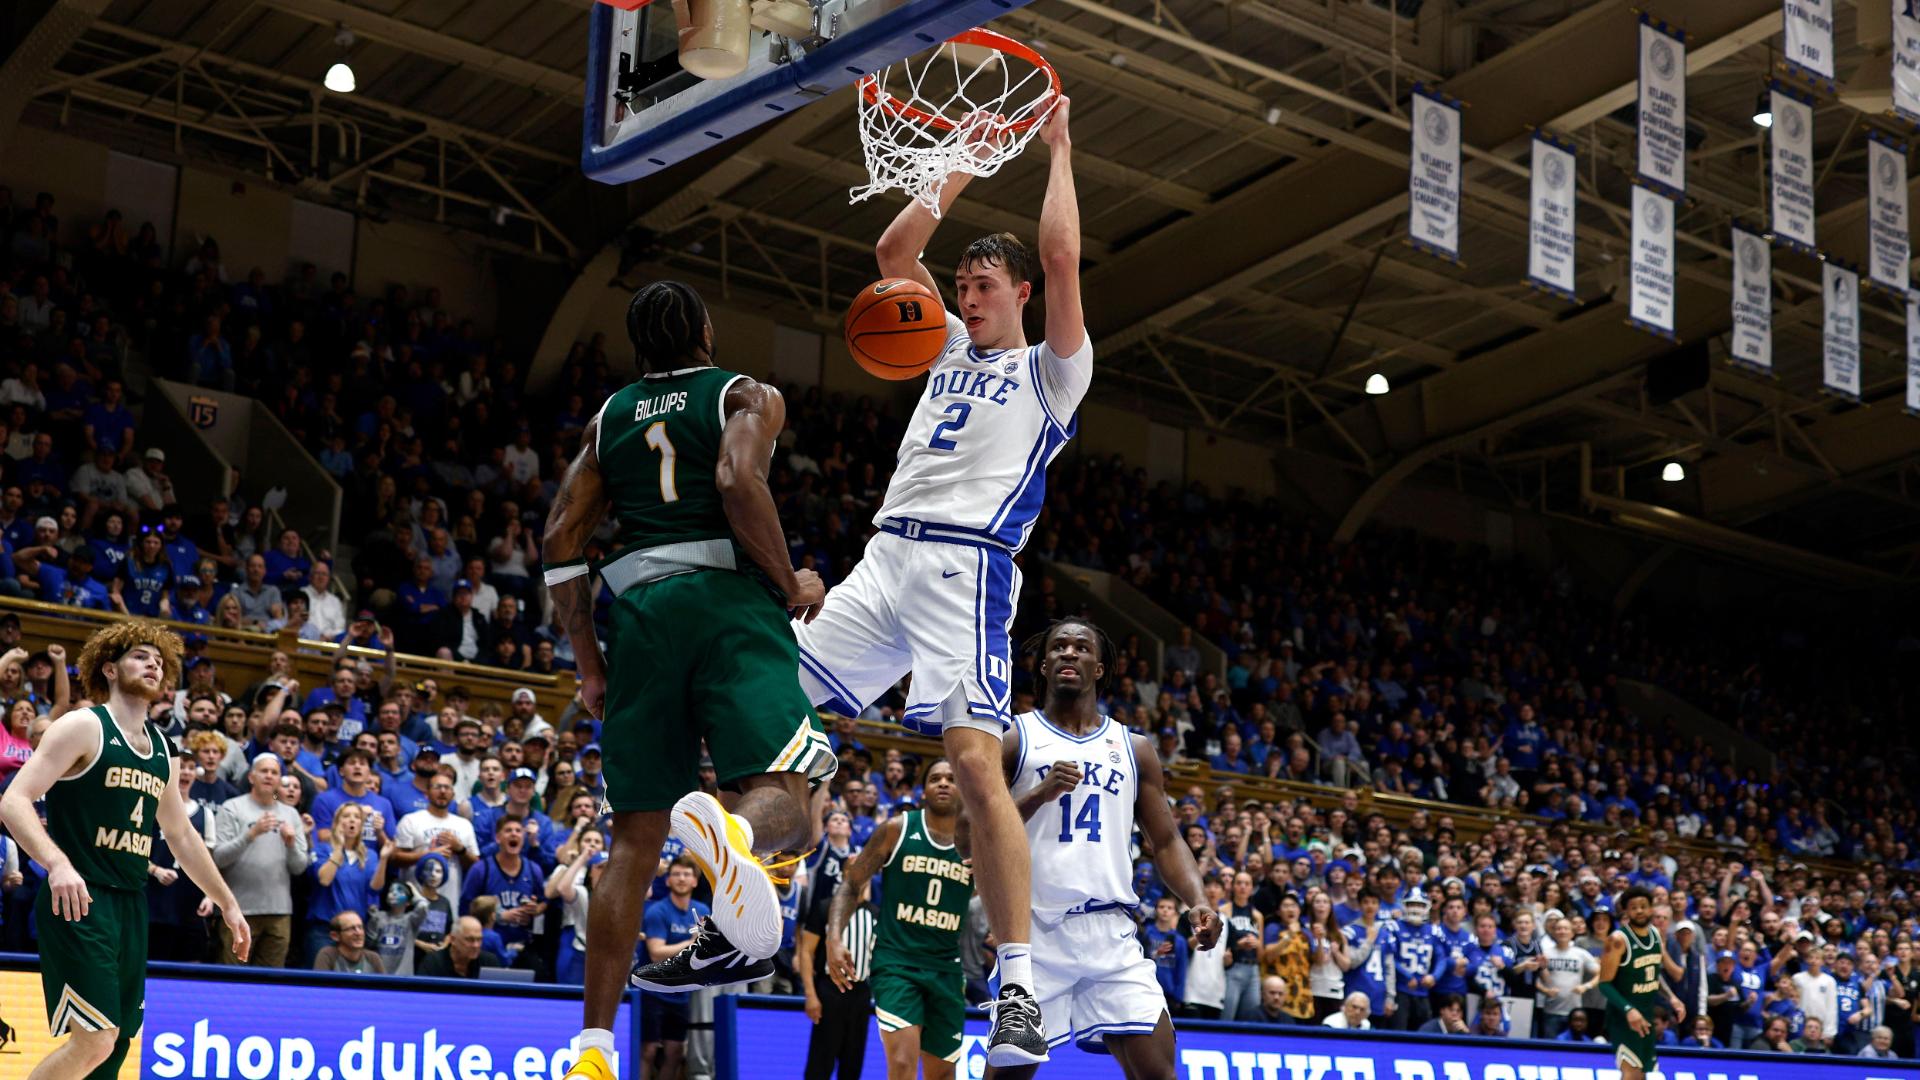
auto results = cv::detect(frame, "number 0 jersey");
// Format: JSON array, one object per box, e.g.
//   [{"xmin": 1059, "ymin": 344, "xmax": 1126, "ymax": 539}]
[
  {"xmin": 1009, "ymin": 711, "xmax": 1141, "ymax": 918},
  {"xmin": 876, "ymin": 809, "xmax": 973, "ymax": 971},
  {"xmin": 876, "ymin": 312, "xmax": 1092, "ymax": 551},
  {"xmin": 45, "ymin": 706, "xmax": 170, "ymax": 892}
]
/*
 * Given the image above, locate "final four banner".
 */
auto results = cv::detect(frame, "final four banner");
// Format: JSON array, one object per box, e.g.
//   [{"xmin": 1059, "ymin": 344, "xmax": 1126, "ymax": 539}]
[
  {"xmin": 1898, "ymin": 1, "xmax": 1920, "ymax": 122},
  {"xmin": 1527, "ymin": 134, "xmax": 1577, "ymax": 300},
  {"xmin": 1869, "ymin": 132, "xmax": 1910, "ymax": 295},
  {"xmin": 1908, "ymin": 296, "xmax": 1920, "ymax": 416},
  {"xmin": 1630, "ymin": 185, "xmax": 1677, "ymax": 338},
  {"xmin": 1769, "ymin": 83, "xmax": 1817, "ymax": 253},
  {"xmin": 1823, "ymin": 261, "xmax": 1861, "ymax": 400},
  {"xmin": 1409, "ymin": 86, "xmax": 1462, "ymax": 263},
  {"xmin": 1783, "ymin": 0, "xmax": 1837, "ymax": 84},
  {"xmin": 1730, "ymin": 225, "xmax": 1773, "ymax": 374},
  {"xmin": 1636, "ymin": 16, "xmax": 1687, "ymax": 196}
]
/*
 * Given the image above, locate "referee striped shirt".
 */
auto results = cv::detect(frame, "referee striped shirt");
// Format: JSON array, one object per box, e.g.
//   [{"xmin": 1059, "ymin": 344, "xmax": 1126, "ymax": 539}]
[{"xmin": 842, "ymin": 907, "xmax": 878, "ymax": 983}]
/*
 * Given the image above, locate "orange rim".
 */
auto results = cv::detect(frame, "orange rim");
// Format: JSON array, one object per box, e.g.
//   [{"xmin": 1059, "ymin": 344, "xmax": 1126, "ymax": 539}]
[{"xmin": 857, "ymin": 28, "xmax": 1060, "ymax": 133}]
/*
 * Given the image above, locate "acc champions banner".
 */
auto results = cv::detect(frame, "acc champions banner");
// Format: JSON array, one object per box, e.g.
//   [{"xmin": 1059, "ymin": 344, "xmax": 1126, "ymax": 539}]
[
  {"xmin": 1868, "ymin": 132, "xmax": 1909, "ymax": 295},
  {"xmin": 1823, "ymin": 262, "xmax": 1861, "ymax": 401},
  {"xmin": 1409, "ymin": 87, "xmax": 1461, "ymax": 263},
  {"xmin": 1729, "ymin": 225, "xmax": 1772, "ymax": 373},
  {"xmin": 1630, "ymin": 186, "xmax": 1676, "ymax": 337},
  {"xmin": 1636, "ymin": 17, "xmax": 1686, "ymax": 196},
  {"xmin": 1527, "ymin": 135, "xmax": 1577, "ymax": 299},
  {"xmin": 1783, "ymin": 0, "xmax": 1836, "ymax": 83},
  {"xmin": 729, "ymin": 997, "xmax": 1918, "ymax": 1080},
  {"xmin": 1769, "ymin": 83, "xmax": 1816, "ymax": 252}
]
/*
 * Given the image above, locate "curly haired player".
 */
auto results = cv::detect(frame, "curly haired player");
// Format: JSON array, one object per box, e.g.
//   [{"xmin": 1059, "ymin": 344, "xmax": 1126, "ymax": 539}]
[{"xmin": 0, "ymin": 619, "xmax": 251, "ymax": 1080}]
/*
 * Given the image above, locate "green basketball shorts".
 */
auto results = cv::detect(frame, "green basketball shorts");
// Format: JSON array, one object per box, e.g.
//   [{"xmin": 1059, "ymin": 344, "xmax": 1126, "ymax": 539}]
[{"xmin": 871, "ymin": 961, "xmax": 967, "ymax": 1063}]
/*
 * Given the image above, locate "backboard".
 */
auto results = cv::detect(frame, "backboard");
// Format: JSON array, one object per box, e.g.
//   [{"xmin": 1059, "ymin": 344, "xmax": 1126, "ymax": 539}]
[{"xmin": 582, "ymin": 0, "xmax": 1039, "ymax": 184}]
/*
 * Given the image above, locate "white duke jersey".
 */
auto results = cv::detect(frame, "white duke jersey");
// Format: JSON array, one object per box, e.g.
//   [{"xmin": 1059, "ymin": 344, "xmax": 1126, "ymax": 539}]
[
  {"xmin": 876, "ymin": 312, "xmax": 1092, "ymax": 551},
  {"xmin": 1009, "ymin": 710, "xmax": 1140, "ymax": 917}
]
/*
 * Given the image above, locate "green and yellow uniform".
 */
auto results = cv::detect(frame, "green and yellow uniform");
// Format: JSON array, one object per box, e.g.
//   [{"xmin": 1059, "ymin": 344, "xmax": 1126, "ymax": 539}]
[
  {"xmin": 1603, "ymin": 923, "xmax": 1664, "ymax": 1071},
  {"xmin": 38, "ymin": 706, "xmax": 170, "ymax": 1057},
  {"xmin": 577, "ymin": 366, "xmax": 832, "ymax": 812},
  {"xmin": 871, "ymin": 810, "xmax": 973, "ymax": 1062}
]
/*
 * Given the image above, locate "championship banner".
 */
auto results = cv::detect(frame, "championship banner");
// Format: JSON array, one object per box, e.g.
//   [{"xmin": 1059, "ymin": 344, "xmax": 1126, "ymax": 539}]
[
  {"xmin": 1636, "ymin": 16, "xmax": 1687, "ymax": 196},
  {"xmin": 1783, "ymin": 0, "xmax": 1836, "ymax": 84},
  {"xmin": 1898, "ymin": 0, "xmax": 1920, "ymax": 122},
  {"xmin": 1527, "ymin": 133, "xmax": 1577, "ymax": 300},
  {"xmin": 1823, "ymin": 261, "xmax": 1861, "ymax": 400},
  {"xmin": 1730, "ymin": 224, "xmax": 1773, "ymax": 374},
  {"xmin": 1769, "ymin": 83, "xmax": 1817, "ymax": 253},
  {"xmin": 1408, "ymin": 85, "xmax": 1462, "ymax": 263},
  {"xmin": 1908, "ymin": 295, "xmax": 1920, "ymax": 415},
  {"xmin": 1869, "ymin": 132, "xmax": 1910, "ymax": 295},
  {"xmin": 1630, "ymin": 185, "xmax": 1677, "ymax": 338}
]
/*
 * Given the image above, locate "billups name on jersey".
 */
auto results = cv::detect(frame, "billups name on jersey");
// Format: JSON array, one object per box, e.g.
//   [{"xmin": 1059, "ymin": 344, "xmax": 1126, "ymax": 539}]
[{"xmin": 634, "ymin": 391, "xmax": 691, "ymax": 422}]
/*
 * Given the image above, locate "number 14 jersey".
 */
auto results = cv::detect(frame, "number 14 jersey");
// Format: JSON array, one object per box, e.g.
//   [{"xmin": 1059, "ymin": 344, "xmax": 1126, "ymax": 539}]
[
  {"xmin": 1009, "ymin": 710, "xmax": 1141, "ymax": 918},
  {"xmin": 877, "ymin": 313, "xmax": 1092, "ymax": 552}
]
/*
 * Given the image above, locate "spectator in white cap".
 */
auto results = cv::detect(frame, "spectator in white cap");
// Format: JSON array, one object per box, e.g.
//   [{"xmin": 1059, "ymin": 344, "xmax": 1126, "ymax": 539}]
[
  {"xmin": 123, "ymin": 447, "xmax": 175, "ymax": 516},
  {"xmin": 510, "ymin": 686, "xmax": 552, "ymax": 741},
  {"xmin": 12, "ymin": 516, "xmax": 65, "ymax": 592}
]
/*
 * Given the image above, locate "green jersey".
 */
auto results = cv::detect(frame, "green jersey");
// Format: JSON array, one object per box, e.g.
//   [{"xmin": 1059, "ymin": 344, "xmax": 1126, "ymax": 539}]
[
  {"xmin": 44, "ymin": 706, "xmax": 170, "ymax": 892},
  {"xmin": 1610, "ymin": 923, "xmax": 1665, "ymax": 1015},
  {"xmin": 597, "ymin": 366, "xmax": 746, "ymax": 551},
  {"xmin": 876, "ymin": 810, "xmax": 973, "ymax": 971}
]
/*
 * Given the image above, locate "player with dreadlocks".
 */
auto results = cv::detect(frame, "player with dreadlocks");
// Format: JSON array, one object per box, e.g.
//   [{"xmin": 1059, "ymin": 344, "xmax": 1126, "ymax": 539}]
[
  {"xmin": 548, "ymin": 280, "xmax": 838, "ymax": 1080},
  {"xmin": 1, "ymin": 619, "xmax": 251, "ymax": 1080},
  {"xmin": 987, "ymin": 618, "xmax": 1220, "ymax": 1077}
]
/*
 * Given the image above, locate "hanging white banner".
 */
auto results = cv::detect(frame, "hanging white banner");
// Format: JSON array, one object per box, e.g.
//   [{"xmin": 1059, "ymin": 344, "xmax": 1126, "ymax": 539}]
[
  {"xmin": 1898, "ymin": 2, "xmax": 1920, "ymax": 122},
  {"xmin": 1408, "ymin": 89, "xmax": 1461, "ymax": 262},
  {"xmin": 1630, "ymin": 186, "xmax": 1676, "ymax": 336},
  {"xmin": 1770, "ymin": 87, "xmax": 1816, "ymax": 251},
  {"xmin": 1730, "ymin": 226, "xmax": 1773, "ymax": 373},
  {"xmin": 1869, "ymin": 135, "xmax": 1910, "ymax": 295},
  {"xmin": 1637, "ymin": 19, "xmax": 1687, "ymax": 195},
  {"xmin": 1783, "ymin": 0, "xmax": 1836, "ymax": 82},
  {"xmin": 1528, "ymin": 136, "xmax": 1577, "ymax": 299},
  {"xmin": 1823, "ymin": 262, "xmax": 1860, "ymax": 399},
  {"xmin": 1908, "ymin": 296, "xmax": 1920, "ymax": 415}
]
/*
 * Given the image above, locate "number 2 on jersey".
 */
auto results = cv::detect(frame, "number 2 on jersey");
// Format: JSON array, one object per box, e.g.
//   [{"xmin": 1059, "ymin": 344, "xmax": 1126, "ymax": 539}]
[
  {"xmin": 644, "ymin": 421, "xmax": 678, "ymax": 502},
  {"xmin": 928, "ymin": 402, "xmax": 971, "ymax": 451},
  {"xmin": 1056, "ymin": 793, "xmax": 1102, "ymax": 843}
]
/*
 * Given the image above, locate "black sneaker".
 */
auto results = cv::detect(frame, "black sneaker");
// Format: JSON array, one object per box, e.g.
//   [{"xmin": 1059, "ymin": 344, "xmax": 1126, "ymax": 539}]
[
  {"xmin": 985, "ymin": 984, "xmax": 1049, "ymax": 1066},
  {"xmin": 629, "ymin": 922, "xmax": 774, "ymax": 993}
]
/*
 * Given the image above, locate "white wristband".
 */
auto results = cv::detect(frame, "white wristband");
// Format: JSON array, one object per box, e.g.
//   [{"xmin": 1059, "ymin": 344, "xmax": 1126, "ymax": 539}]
[{"xmin": 543, "ymin": 563, "xmax": 589, "ymax": 587}]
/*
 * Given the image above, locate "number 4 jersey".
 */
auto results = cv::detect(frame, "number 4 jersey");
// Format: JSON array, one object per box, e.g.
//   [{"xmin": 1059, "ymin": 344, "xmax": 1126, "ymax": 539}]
[
  {"xmin": 878, "ymin": 312, "xmax": 1092, "ymax": 551},
  {"xmin": 1009, "ymin": 711, "xmax": 1141, "ymax": 918}
]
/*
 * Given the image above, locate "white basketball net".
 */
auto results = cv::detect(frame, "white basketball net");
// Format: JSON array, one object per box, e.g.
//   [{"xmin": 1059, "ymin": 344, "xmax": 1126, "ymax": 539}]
[{"xmin": 852, "ymin": 33, "xmax": 1059, "ymax": 218}]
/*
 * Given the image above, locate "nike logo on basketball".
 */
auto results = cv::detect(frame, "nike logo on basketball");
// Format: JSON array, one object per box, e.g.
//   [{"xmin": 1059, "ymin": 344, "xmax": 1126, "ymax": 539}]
[
  {"xmin": 873, "ymin": 281, "xmax": 912, "ymax": 294},
  {"xmin": 941, "ymin": 570, "xmax": 961, "ymax": 579}
]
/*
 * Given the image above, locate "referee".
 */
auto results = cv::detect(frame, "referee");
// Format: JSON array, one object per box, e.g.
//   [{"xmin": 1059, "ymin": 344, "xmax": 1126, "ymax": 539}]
[{"xmin": 798, "ymin": 879, "xmax": 875, "ymax": 1079}]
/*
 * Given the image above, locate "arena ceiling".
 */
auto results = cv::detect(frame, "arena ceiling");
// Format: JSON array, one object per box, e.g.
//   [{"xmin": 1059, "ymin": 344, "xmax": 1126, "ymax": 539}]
[{"xmin": 7, "ymin": 0, "xmax": 1920, "ymax": 583}]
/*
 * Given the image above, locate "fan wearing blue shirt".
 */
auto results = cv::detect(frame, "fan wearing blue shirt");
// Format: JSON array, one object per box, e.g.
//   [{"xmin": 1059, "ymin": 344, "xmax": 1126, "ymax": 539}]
[
  {"xmin": 308, "ymin": 803, "xmax": 386, "ymax": 964},
  {"xmin": 1394, "ymin": 891, "xmax": 1439, "ymax": 1030},
  {"xmin": 83, "ymin": 380, "xmax": 137, "ymax": 455},
  {"xmin": 476, "ymin": 769, "xmax": 558, "ymax": 870},
  {"xmin": 40, "ymin": 547, "xmax": 111, "ymax": 610},
  {"xmin": 460, "ymin": 816, "xmax": 547, "ymax": 959},
  {"xmin": 1428, "ymin": 896, "xmax": 1474, "ymax": 998},
  {"xmin": 160, "ymin": 506, "xmax": 199, "ymax": 580},
  {"xmin": 1342, "ymin": 894, "xmax": 1399, "ymax": 1024},
  {"xmin": 640, "ymin": 859, "xmax": 711, "ymax": 1073},
  {"xmin": 1141, "ymin": 897, "xmax": 1190, "ymax": 1008},
  {"xmin": 302, "ymin": 667, "xmax": 369, "ymax": 728},
  {"xmin": 264, "ymin": 528, "xmax": 314, "ymax": 591},
  {"xmin": 1462, "ymin": 912, "xmax": 1515, "ymax": 1002},
  {"xmin": 86, "ymin": 515, "xmax": 129, "ymax": 584},
  {"xmin": 311, "ymin": 750, "xmax": 399, "ymax": 848},
  {"xmin": 115, "ymin": 530, "xmax": 173, "ymax": 617}
]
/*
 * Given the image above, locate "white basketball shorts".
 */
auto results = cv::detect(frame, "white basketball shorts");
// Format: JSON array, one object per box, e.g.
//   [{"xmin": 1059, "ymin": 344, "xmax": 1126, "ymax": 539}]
[
  {"xmin": 793, "ymin": 524, "xmax": 1020, "ymax": 736},
  {"xmin": 1027, "ymin": 908, "xmax": 1168, "ymax": 1053}
]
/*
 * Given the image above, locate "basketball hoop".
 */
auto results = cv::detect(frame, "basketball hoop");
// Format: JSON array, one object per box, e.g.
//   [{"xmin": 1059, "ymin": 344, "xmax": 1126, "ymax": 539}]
[{"xmin": 851, "ymin": 28, "xmax": 1061, "ymax": 218}]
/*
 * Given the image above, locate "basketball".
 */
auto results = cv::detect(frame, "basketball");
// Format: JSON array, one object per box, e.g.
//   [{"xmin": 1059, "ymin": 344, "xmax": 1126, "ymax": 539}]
[{"xmin": 845, "ymin": 278, "xmax": 947, "ymax": 380}]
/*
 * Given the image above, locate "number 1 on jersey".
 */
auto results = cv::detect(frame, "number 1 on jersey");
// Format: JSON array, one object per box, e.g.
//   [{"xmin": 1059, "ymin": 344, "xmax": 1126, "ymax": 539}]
[
  {"xmin": 645, "ymin": 421, "xmax": 679, "ymax": 502},
  {"xmin": 1055, "ymin": 793, "xmax": 1101, "ymax": 843}
]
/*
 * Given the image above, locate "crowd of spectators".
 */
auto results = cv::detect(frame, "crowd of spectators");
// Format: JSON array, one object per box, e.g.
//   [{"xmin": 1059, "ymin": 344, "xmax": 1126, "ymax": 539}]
[{"xmin": 0, "ymin": 183, "xmax": 1914, "ymax": 1065}]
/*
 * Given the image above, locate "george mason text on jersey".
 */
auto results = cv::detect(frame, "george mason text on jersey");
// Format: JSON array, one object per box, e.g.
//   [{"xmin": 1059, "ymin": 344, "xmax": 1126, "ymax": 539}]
[
  {"xmin": 635, "ymin": 391, "xmax": 690, "ymax": 422},
  {"xmin": 893, "ymin": 852, "xmax": 971, "ymax": 931}
]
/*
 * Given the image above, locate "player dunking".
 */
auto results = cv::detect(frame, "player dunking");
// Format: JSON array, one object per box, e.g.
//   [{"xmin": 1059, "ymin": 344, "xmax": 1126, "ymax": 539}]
[
  {"xmin": 1598, "ymin": 885, "xmax": 1687, "ymax": 1080},
  {"xmin": 0, "ymin": 620, "xmax": 251, "ymax": 1080},
  {"xmin": 991, "ymin": 619, "xmax": 1220, "ymax": 1079},
  {"xmin": 546, "ymin": 282, "xmax": 838, "ymax": 1080},
  {"xmin": 793, "ymin": 97, "xmax": 1086, "ymax": 1066}
]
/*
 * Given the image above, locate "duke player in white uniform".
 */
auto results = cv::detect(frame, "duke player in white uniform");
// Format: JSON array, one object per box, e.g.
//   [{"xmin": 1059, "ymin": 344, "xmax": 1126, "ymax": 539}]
[
  {"xmin": 990, "ymin": 619, "xmax": 1221, "ymax": 1080},
  {"xmin": 792, "ymin": 100, "xmax": 1086, "ymax": 1065}
]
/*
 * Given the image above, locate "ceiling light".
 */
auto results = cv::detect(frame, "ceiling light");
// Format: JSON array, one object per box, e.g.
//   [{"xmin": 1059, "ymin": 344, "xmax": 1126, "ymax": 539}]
[
  {"xmin": 1661, "ymin": 461, "xmax": 1685, "ymax": 482},
  {"xmin": 1364, "ymin": 372, "xmax": 1389, "ymax": 395},
  {"xmin": 324, "ymin": 62, "xmax": 356, "ymax": 93},
  {"xmin": 1266, "ymin": 106, "xmax": 1283, "ymax": 125},
  {"xmin": 1752, "ymin": 93, "xmax": 1772, "ymax": 128}
]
